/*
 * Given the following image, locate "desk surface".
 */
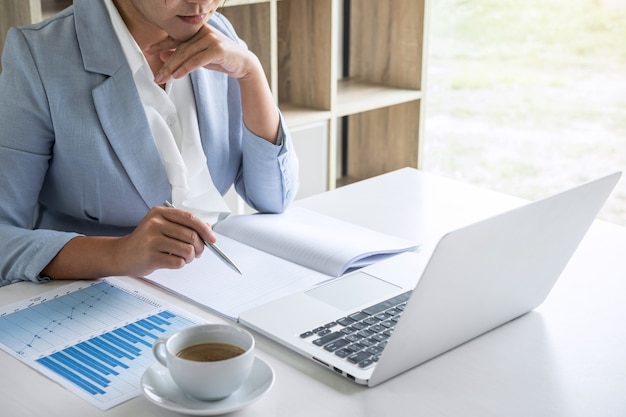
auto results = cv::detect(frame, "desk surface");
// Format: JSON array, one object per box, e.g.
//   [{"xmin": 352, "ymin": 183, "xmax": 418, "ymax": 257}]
[{"xmin": 1, "ymin": 168, "xmax": 625, "ymax": 417}]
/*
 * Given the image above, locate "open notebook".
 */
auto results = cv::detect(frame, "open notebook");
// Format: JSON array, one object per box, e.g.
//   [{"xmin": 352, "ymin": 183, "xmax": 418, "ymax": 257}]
[{"xmin": 145, "ymin": 207, "xmax": 418, "ymax": 320}]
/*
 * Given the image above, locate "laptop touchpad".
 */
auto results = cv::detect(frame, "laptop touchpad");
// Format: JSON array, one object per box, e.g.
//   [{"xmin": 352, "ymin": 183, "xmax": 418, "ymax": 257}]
[{"xmin": 306, "ymin": 272, "xmax": 401, "ymax": 312}]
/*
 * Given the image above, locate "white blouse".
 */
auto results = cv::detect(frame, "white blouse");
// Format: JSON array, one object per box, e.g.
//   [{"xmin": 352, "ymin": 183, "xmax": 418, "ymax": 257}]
[{"xmin": 104, "ymin": 0, "xmax": 230, "ymax": 225}]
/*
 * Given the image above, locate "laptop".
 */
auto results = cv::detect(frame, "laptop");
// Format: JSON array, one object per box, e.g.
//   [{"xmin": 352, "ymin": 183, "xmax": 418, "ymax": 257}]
[{"xmin": 238, "ymin": 172, "xmax": 621, "ymax": 386}]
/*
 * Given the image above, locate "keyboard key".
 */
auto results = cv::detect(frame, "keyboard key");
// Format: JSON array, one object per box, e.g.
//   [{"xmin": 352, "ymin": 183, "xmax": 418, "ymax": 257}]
[
  {"xmin": 362, "ymin": 291, "xmax": 412, "ymax": 316},
  {"xmin": 345, "ymin": 344, "xmax": 362, "ymax": 353},
  {"xmin": 372, "ymin": 333, "xmax": 389, "ymax": 342},
  {"xmin": 358, "ymin": 338, "xmax": 375, "ymax": 348},
  {"xmin": 380, "ymin": 320, "xmax": 395, "ymax": 328},
  {"xmin": 345, "ymin": 334, "xmax": 361, "ymax": 343},
  {"xmin": 357, "ymin": 329, "xmax": 375, "ymax": 338},
  {"xmin": 313, "ymin": 331, "xmax": 343, "ymax": 346},
  {"xmin": 366, "ymin": 345, "xmax": 385, "ymax": 356},
  {"xmin": 347, "ymin": 351, "xmax": 372, "ymax": 364},
  {"xmin": 317, "ymin": 328, "xmax": 331, "ymax": 337},
  {"xmin": 337, "ymin": 317, "xmax": 354, "ymax": 326},
  {"xmin": 369, "ymin": 324, "xmax": 385, "ymax": 333},
  {"xmin": 358, "ymin": 358, "xmax": 376, "ymax": 368},
  {"xmin": 324, "ymin": 338, "xmax": 350, "ymax": 352},
  {"xmin": 299, "ymin": 331, "xmax": 314, "ymax": 338},
  {"xmin": 386, "ymin": 308, "xmax": 402, "ymax": 316},
  {"xmin": 351, "ymin": 322, "xmax": 367, "ymax": 330},
  {"xmin": 348, "ymin": 311, "xmax": 369, "ymax": 321},
  {"xmin": 335, "ymin": 348, "xmax": 352, "ymax": 358},
  {"xmin": 363, "ymin": 317, "xmax": 380, "ymax": 325}
]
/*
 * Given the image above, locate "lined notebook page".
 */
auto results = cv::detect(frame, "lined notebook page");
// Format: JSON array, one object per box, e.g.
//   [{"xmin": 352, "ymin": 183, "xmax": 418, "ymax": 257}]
[{"xmin": 144, "ymin": 233, "xmax": 332, "ymax": 320}]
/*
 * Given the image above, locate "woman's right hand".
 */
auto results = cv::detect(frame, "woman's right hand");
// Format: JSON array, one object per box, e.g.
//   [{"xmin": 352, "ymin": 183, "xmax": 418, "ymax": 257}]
[
  {"xmin": 41, "ymin": 206, "xmax": 216, "ymax": 280},
  {"xmin": 114, "ymin": 206, "xmax": 216, "ymax": 277}
]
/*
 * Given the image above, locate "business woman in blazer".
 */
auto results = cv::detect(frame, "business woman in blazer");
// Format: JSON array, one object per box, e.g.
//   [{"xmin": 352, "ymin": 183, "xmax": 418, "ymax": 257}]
[{"xmin": 0, "ymin": 0, "xmax": 299, "ymax": 286}]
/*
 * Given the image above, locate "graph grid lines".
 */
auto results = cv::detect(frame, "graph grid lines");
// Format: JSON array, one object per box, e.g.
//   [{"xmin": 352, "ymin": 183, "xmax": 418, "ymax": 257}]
[{"xmin": 0, "ymin": 280, "xmax": 202, "ymax": 410}]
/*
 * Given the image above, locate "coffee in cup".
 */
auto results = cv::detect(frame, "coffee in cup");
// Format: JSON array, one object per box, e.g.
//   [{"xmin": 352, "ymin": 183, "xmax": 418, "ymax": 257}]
[
  {"xmin": 176, "ymin": 342, "xmax": 245, "ymax": 362},
  {"xmin": 152, "ymin": 323, "xmax": 255, "ymax": 401}
]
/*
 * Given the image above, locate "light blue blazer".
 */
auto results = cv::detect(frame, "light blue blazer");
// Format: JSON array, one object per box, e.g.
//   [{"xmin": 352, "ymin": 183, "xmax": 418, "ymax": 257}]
[{"xmin": 0, "ymin": 0, "xmax": 299, "ymax": 285}]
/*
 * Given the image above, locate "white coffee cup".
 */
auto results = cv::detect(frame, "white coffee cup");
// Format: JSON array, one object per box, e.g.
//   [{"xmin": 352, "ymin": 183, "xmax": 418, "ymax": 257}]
[{"xmin": 152, "ymin": 324, "xmax": 255, "ymax": 401}]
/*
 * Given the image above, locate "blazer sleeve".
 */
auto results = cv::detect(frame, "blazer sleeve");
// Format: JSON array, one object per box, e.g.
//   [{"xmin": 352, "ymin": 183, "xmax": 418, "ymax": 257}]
[
  {"xmin": 208, "ymin": 13, "xmax": 300, "ymax": 213},
  {"xmin": 0, "ymin": 28, "xmax": 80, "ymax": 286},
  {"xmin": 236, "ymin": 113, "xmax": 300, "ymax": 213}
]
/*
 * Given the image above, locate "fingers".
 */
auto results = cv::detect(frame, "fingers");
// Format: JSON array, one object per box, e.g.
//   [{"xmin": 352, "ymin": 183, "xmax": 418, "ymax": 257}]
[
  {"xmin": 148, "ymin": 25, "xmax": 249, "ymax": 85},
  {"xmin": 152, "ymin": 28, "xmax": 217, "ymax": 83},
  {"xmin": 160, "ymin": 206, "xmax": 216, "ymax": 245},
  {"xmin": 159, "ymin": 47, "xmax": 210, "ymax": 83},
  {"xmin": 160, "ymin": 227, "xmax": 203, "ymax": 261},
  {"xmin": 110, "ymin": 206, "xmax": 219, "ymax": 277},
  {"xmin": 134, "ymin": 206, "xmax": 215, "ymax": 265},
  {"xmin": 144, "ymin": 37, "xmax": 181, "ymax": 55}
]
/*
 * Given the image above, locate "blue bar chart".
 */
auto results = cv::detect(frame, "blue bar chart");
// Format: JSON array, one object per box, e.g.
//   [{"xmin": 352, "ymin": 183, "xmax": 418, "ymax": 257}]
[{"xmin": 0, "ymin": 279, "xmax": 203, "ymax": 410}]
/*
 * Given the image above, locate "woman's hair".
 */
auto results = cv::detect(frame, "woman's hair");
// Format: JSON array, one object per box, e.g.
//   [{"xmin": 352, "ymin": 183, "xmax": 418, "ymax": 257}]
[{"xmin": 218, "ymin": 0, "xmax": 228, "ymax": 14}]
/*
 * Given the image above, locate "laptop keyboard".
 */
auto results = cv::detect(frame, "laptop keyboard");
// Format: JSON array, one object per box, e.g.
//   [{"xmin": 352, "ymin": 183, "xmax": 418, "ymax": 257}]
[{"xmin": 299, "ymin": 291, "xmax": 412, "ymax": 369}]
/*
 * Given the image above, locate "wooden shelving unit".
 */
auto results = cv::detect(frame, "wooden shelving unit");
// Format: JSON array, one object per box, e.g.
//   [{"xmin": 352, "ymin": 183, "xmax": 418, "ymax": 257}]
[{"xmin": 1, "ymin": 0, "xmax": 429, "ymax": 195}]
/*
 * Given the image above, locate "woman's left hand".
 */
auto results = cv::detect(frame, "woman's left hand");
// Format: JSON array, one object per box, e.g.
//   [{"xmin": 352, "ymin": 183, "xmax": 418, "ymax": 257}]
[{"xmin": 147, "ymin": 24, "xmax": 260, "ymax": 85}]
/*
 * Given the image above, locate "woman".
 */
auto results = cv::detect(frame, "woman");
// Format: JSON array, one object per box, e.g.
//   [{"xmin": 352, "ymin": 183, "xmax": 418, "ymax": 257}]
[{"xmin": 0, "ymin": 0, "xmax": 299, "ymax": 286}]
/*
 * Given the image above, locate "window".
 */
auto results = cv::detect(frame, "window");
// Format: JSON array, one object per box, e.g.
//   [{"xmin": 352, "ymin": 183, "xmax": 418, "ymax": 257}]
[{"xmin": 424, "ymin": 0, "xmax": 626, "ymax": 226}]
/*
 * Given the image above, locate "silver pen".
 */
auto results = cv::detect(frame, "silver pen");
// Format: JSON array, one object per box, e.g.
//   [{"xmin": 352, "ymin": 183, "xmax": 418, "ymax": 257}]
[{"xmin": 163, "ymin": 201, "xmax": 242, "ymax": 275}]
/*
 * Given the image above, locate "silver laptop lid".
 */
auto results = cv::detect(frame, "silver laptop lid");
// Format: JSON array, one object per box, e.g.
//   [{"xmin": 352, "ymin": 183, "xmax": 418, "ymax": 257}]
[{"xmin": 370, "ymin": 172, "xmax": 621, "ymax": 386}]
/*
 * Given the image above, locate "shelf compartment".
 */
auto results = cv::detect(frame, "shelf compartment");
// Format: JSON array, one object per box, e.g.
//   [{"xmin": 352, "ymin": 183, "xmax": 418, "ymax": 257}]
[
  {"xmin": 349, "ymin": 0, "xmax": 426, "ymax": 90},
  {"xmin": 280, "ymin": 103, "xmax": 332, "ymax": 128},
  {"xmin": 277, "ymin": 0, "xmax": 334, "ymax": 111},
  {"xmin": 344, "ymin": 101, "xmax": 421, "ymax": 183},
  {"xmin": 335, "ymin": 79, "xmax": 421, "ymax": 118}
]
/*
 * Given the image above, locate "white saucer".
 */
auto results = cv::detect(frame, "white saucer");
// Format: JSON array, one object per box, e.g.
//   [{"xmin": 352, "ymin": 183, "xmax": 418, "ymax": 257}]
[{"xmin": 141, "ymin": 356, "xmax": 275, "ymax": 415}]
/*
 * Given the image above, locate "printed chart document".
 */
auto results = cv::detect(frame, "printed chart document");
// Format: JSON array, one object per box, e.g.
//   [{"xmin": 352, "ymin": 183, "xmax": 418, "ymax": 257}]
[
  {"xmin": 145, "ymin": 207, "xmax": 418, "ymax": 320},
  {"xmin": 0, "ymin": 278, "xmax": 206, "ymax": 410}
]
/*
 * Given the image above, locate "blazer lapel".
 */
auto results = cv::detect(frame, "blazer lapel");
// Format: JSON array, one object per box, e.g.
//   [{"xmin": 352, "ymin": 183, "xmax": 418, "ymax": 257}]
[
  {"xmin": 92, "ymin": 76, "xmax": 171, "ymax": 209},
  {"xmin": 75, "ymin": 0, "xmax": 170, "ymax": 209}
]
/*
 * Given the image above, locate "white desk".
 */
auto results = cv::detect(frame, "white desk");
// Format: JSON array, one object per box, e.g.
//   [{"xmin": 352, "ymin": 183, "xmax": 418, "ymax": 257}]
[{"xmin": 2, "ymin": 168, "xmax": 625, "ymax": 416}]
